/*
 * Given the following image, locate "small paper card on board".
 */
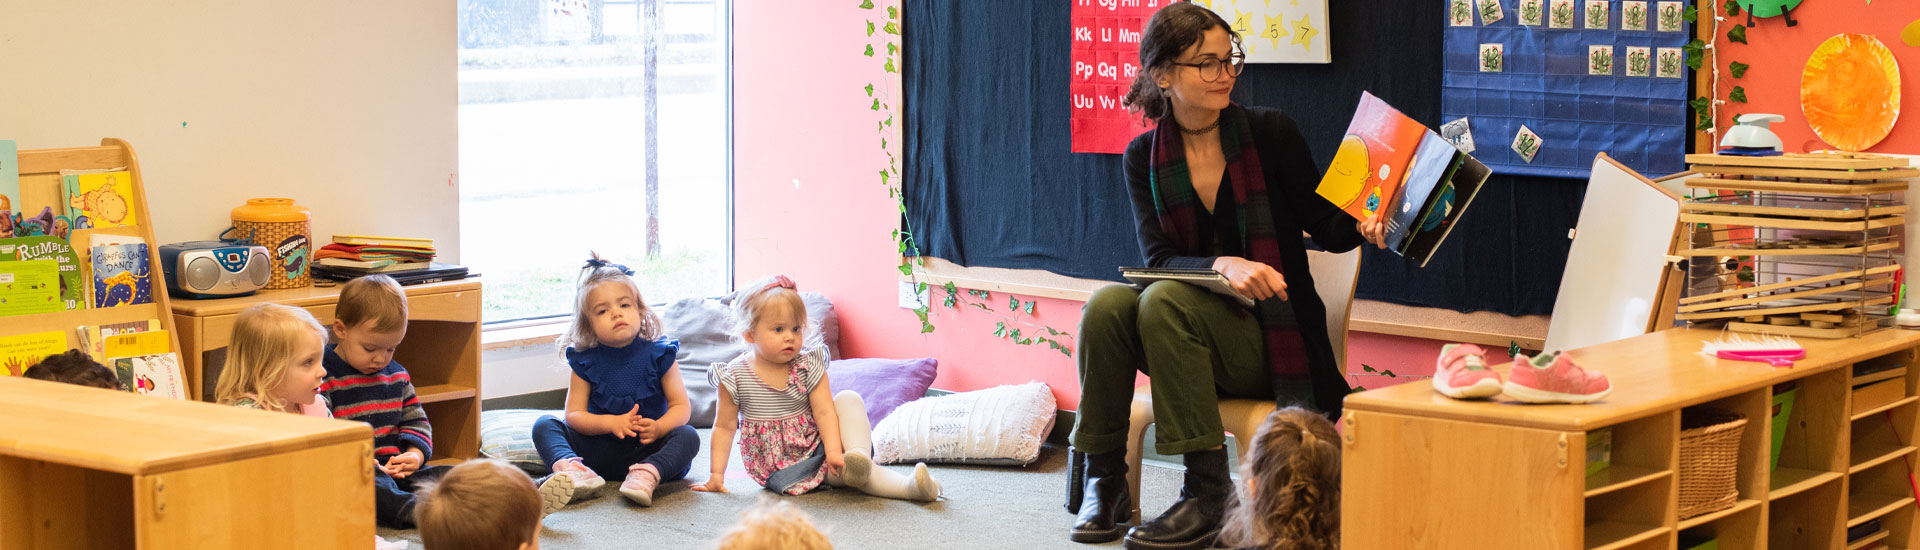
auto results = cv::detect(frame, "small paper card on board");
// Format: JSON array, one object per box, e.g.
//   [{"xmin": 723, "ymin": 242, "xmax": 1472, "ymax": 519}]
[
  {"xmin": 1512, "ymin": 125, "xmax": 1543, "ymax": 163},
  {"xmin": 1550, "ymin": 0, "xmax": 1576, "ymax": 28},
  {"xmin": 1657, "ymin": 47, "xmax": 1685, "ymax": 78},
  {"xmin": 1622, "ymin": 1, "xmax": 1648, "ymax": 31},
  {"xmin": 1480, "ymin": 44, "xmax": 1505, "ymax": 72},
  {"xmin": 1585, "ymin": 0, "xmax": 1610, "ymax": 29},
  {"xmin": 1518, "ymin": 0, "xmax": 1544, "ymax": 25},
  {"xmin": 1657, "ymin": 1, "xmax": 1684, "ymax": 32},
  {"xmin": 1441, "ymin": 117, "xmax": 1477, "ymax": 153},
  {"xmin": 1626, "ymin": 46, "xmax": 1652, "ymax": 77},
  {"xmin": 1478, "ymin": 0, "xmax": 1505, "ymax": 24},
  {"xmin": 1589, "ymin": 45, "xmax": 1615, "ymax": 75},
  {"xmin": 1451, "ymin": 0, "xmax": 1475, "ymax": 26}
]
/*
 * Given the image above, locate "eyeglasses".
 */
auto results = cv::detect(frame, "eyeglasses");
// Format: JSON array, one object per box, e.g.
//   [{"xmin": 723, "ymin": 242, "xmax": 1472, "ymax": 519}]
[{"xmin": 1169, "ymin": 53, "xmax": 1246, "ymax": 82}]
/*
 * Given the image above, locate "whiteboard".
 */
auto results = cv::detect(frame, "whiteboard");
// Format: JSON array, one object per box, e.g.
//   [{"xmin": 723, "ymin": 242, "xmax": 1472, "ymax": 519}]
[{"xmin": 1543, "ymin": 154, "xmax": 1681, "ymax": 352}]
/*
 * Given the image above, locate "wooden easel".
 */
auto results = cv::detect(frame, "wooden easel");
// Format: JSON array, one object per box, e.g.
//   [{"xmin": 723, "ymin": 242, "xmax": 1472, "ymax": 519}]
[{"xmin": 1, "ymin": 139, "xmax": 182, "ymax": 388}]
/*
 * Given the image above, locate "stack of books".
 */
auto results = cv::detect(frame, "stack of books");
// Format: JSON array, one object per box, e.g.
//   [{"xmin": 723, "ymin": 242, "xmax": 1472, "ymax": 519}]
[
  {"xmin": 315, "ymin": 235, "xmax": 436, "ymax": 273},
  {"xmin": 312, "ymin": 235, "xmax": 471, "ymax": 285}
]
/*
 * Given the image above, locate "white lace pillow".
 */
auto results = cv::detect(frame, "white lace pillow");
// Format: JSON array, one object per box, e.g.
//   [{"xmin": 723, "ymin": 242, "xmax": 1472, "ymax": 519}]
[{"xmin": 871, "ymin": 382, "xmax": 1056, "ymax": 466}]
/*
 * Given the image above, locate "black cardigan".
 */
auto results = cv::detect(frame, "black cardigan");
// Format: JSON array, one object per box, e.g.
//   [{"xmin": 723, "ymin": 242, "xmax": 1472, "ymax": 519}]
[{"xmin": 1121, "ymin": 106, "xmax": 1364, "ymax": 412}]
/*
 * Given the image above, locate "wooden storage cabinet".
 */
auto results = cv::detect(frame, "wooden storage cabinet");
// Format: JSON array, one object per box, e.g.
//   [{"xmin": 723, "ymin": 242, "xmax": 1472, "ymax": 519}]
[
  {"xmin": 1343, "ymin": 328, "xmax": 1920, "ymax": 550},
  {"xmin": 0, "ymin": 376, "xmax": 372, "ymax": 549},
  {"xmin": 171, "ymin": 279, "xmax": 482, "ymax": 463}
]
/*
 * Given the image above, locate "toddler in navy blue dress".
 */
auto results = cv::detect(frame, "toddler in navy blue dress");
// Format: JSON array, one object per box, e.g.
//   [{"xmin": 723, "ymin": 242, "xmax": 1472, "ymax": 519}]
[{"xmin": 534, "ymin": 254, "xmax": 701, "ymax": 508}]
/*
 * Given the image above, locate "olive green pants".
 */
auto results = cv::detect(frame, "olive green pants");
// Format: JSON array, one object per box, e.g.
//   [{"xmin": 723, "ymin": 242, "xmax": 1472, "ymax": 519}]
[{"xmin": 1070, "ymin": 280, "xmax": 1270, "ymax": 456}]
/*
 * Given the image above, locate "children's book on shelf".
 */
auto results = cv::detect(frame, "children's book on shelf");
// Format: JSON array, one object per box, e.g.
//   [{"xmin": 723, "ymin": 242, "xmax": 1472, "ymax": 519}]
[
  {"xmin": 90, "ymin": 242, "xmax": 153, "ymax": 308},
  {"xmin": 332, "ymin": 234, "xmax": 434, "ymax": 248},
  {"xmin": 1318, "ymin": 91, "xmax": 1493, "ymax": 268},
  {"xmin": 315, "ymin": 257, "xmax": 430, "ymax": 272},
  {"xmin": 0, "ymin": 140, "xmax": 18, "ymax": 218},
  {"xmin": 0, "ymin": 260, "xmax": 63, "ymax": 317},
  {"xmin": 0, "ymin": 236, "xmax": 83, "ymax": 310},
  {"xmin": 75, "ymin": 319, "xmax": 162, "ymax": 362},
  {"xmin": 314, "ymin": 262, "xmax": 471, "ymax": 285},
  {"xmin": 61, "ymin": 168, "xmax": 138, "ymax": 229},
  {"xmin": 0, "ymin": 329, "xmax": 67, "ymax": 377},
  {"xmin": 103, "ymin": 330, "xmax": 184, "ymax": 399}
]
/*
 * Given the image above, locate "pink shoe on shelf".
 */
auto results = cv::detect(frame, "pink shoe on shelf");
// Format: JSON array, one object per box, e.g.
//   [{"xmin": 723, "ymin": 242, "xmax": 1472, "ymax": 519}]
[
  {"xmin": 1504, "ymin": 351, "xmax": 1612, "ymax": 404},
  {"xmin": 1432, "ymin": 343, "xmax": 1504, "ymax": 399}
]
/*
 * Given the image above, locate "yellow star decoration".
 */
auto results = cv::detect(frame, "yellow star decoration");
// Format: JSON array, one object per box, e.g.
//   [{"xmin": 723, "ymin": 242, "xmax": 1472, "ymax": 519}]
[
  {"xmin": 1193, "ymin": 0, "xmax": 1210, "ymax": 8},
  {"xmin": 1290, "ymin": 12, "xmax": 1319, "ymax": 51},
  {"xmin": 1263, "ymin": 12, "xmax": 1288, "ymax": 53},
  {"xmin": 1232, "ymin": 9, "xmax": 1253, "ymax": 38}
]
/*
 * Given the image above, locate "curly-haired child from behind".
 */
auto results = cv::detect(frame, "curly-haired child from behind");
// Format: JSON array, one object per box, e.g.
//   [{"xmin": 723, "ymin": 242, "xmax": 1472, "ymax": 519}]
[
  {"xmin": 24, "ymin": 349, "xmax": 119, "ymax": 390},
  {"xmin": 416, "ymin": 459, "xmax": 547, "ymax": 550},
  {"xmin": 692, "ymin": 275, "xmax": 940, "ymax": 500},
  {"xmin": 1219, "ymin": 407, "xmax": 1341, "ymax": 550},
  {"xmin": 536, "ymin": 254, "xmax": 702, "ymax": 508}
]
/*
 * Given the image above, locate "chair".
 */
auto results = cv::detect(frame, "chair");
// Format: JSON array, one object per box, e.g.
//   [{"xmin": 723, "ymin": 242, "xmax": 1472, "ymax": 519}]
[{"xmin": 1120, "ymin": 247, "xmax": 1361, "ymax": 522}]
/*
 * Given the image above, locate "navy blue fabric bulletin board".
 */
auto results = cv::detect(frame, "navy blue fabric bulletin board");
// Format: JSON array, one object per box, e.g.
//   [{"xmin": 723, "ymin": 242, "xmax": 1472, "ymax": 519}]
[{"xmin": 1443, "ymin": 0, "xmax": 1691, "ymax": 178}]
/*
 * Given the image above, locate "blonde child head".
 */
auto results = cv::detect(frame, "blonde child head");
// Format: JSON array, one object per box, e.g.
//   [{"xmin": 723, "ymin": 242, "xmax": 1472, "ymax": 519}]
[
  {"xmin": 415, "ymin": 459, "xmax": 543, "ymax": 550},
  {"xmin": 1219, "ymin": 407, "xmax": 1341, "ymax": 550},
  {"xmin": 561, "ymin": 252, "xmax": 662, "ymax": 351},
  {"xmin": 711, "ymin": 499, "xmax": 832, "ymax": 550},
  {"xmin": 215, "ymin": 304, "xmax": 330, "ymax": 411},
  {"xmin": 733, "ymin": 275, "xmax": 806, "ymax": 339},
  {"xmin": 332, "ymin": 275, "xmax": 409, "ymax": 374}
]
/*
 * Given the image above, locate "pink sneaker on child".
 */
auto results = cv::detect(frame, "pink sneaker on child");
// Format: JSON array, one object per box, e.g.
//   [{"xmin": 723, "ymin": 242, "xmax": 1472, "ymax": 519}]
[
  {"xmin": 552, "ymin": 457, "xmax": 607, "ymax": 497},
  {"xmin": 620, "ymin": 463, "xmax": 661, "ymax": 506},
  {"xmin": 1432, "ymin": 343, "xmax": 1503, "ymax": 399},
  {"xmin": 1505, "ymin": 351, "xmax": 1612, "ymax": 403}
]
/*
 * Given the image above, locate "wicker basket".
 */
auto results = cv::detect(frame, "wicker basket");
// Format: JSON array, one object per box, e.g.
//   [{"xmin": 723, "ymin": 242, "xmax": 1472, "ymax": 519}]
[{"xmin": 1678, "ymin": 408, "xmax": 1747, "ymax": 519}]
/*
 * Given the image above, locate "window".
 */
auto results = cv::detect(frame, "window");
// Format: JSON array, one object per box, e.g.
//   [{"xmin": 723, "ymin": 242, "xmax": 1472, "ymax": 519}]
[{"xmin": 457, "ymin": 0, "xmax": 731, "ymax": 323}]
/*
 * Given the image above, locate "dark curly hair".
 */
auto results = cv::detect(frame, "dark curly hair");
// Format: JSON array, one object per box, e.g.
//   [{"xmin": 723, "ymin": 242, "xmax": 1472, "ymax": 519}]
[
  {"xmin": 1121, "ymin": 2, "xmax": 1242, "ymax": 121},
  {"xmin": 1219, "ymin": 407, "xmax": 1341, "ymax": 550},
  {"xmin": 24, "ymin": 349, "xmax": 119, "ymax": 390}
]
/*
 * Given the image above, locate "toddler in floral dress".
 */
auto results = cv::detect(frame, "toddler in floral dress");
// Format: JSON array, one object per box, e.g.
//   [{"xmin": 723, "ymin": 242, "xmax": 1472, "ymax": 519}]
[{"xmin": 692, "ymin": 275, "xmax": 941, "ymax": 501}]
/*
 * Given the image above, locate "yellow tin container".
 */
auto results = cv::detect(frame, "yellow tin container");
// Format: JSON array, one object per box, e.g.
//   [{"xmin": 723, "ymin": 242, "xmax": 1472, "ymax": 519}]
[{"xmin": 231, "ymin": 198, "xmax": 312, "ymax": 289}]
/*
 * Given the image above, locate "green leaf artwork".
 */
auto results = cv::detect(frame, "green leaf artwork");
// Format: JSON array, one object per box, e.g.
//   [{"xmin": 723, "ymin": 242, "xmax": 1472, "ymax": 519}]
[
  {"xmin": 867, "ymin": 21, "xmax": 875, "ymax": 36},
  {"xmin": 1729, "ymin": 85, "xmax": 1747, "ymax": 103},
  {"xmin": 859, "ymin": 0, "xmax": 874, "ymax": 8},
  {"xmin": 1683, "ymin": 4, "xmax": 1697, "ymax": 22},
  {"xmin": 1008, "ymin": 296, "xmax": 1019, "ymax": 311},
  {"xmin": 1729, "ymin": 61, "xmax": 1749, "ymax": 78},
  {"xmin": 1508, "ymin": 340, "xmax": 1523, "ymax": 358},
  {"xmin": 1024, "ymin": 301, "xmax": 1035, "ymax": 315},
  {"xmin": 1683, "ymin": 39, "xmax": 1704, "ymax": 70},
  {"xmin": 1551, "ymin": 1, "xmax": 1575, "ymax": 26},
  {"xmin": 883, "ymin": 21, "xmax": 900, "ymax": 34},
  {"xmin": 1722, "ymin": 0, "xmax": 1739, "ymax": 16},
  {"xmin": 865, "ymin": 83, "xmax": 874, "ymax": 96},
  {"xmin": 1727, "ymin": 24, "xmax": 1747, "ymax": 44},
  {"xmin": 884, "ymin": 58, "xmax": 897, "ymax": 73},
  {"xmin": 864, "ymin": 44, "xmax": 874, "ymax": 57},
  {"xmin": 888, "ymin": 6, "xmax": 898, "ymax": 19}
]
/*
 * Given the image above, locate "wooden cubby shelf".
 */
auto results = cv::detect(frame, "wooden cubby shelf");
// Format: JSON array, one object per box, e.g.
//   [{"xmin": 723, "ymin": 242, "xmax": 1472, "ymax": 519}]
[
  {"xmin": 1677, "ymin": 498, "xmax": 1761, "ymax": 530},
  {"xmin": 414, "ymin": 383, "xmax": 479, "ymax": 404},
  {"xmin": 1585, "ymin": 522, "xmax": 1669, "ymax": 550},
  {"xmin": 1585, "ymin": 466, "xmax": 1671, "ymax": 498},
  {"xmin": 1853, "ymin": 395, "xmax": 1918, "ymax": 421},
  {"xmin": 1848, "ymin": 530, "xmax": 1892, "ymax": 550},
  {"xmin": 1344, "ymin": 328, "xmax": 1920, "ymax": 550}
]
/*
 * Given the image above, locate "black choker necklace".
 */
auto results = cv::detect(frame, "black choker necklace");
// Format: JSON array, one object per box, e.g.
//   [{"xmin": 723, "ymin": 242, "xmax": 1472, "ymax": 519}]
[{"xmin": 1177, "ymin": 118, "xmax": 1220, "ymax": 136}]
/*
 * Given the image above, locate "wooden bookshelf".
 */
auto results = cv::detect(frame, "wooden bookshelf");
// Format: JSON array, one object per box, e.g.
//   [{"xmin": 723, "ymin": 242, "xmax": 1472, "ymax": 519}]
[
  {"xmin": 170, "ymin": 278, "xmax": 483, "ymax": 463},
  {"xmin": 0, "ymin": 139, "xmax": 182, "ymax": 379}
]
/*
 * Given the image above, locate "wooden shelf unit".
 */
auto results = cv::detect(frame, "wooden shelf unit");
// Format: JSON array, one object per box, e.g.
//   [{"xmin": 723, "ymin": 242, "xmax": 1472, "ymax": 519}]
[
  {"xmin": 1343, "ymin": 328, "xmax": 1920, "ymax": 550},
  {"xmin": 0, "ymin": 375, "xmax": 372, "ymax": 549},
  {"xmin": 0, "ymin": 139, "xmax": 182, "ymax": 380},
  {"xmin": 170, "ymin": 278, "xmax": 483, "ymax": 463}
]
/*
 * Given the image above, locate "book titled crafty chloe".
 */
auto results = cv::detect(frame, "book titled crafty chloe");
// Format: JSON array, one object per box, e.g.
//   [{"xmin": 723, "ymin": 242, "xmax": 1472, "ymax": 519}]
[{"xmin": 90, "ymin": 243, "xmax": 153, "ymax": 308}]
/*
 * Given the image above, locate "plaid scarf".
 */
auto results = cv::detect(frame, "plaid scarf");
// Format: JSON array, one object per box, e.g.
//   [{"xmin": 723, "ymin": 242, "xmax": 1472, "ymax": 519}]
[{"xmin": 1148, "ymin": 104, "xmax": 1316, "ymax": 404}]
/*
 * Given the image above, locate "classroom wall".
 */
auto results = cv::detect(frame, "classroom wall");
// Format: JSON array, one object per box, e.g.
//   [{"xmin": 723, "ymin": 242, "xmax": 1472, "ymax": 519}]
[
  {"xmin": 732, "ymin": 1, "xmax": 1450, "ymax": 408},
  {"xmin": 0, "ymin": 2, "xmax": 460, "ymax": 258}
]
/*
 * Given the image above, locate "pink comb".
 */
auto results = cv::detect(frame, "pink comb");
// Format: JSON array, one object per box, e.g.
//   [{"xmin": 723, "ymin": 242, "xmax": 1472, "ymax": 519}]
[
  {"xmin": 1702, "ymin": 333, "xmax": 1806, "ymax": 367},
  {"xmin": 1714, "ymin": 348, "xmax": 1806, "ymax": 367}
]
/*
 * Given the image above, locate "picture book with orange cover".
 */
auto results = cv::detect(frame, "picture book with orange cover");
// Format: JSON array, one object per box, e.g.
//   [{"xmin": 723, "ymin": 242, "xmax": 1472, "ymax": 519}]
[{"xmin": 1315, "ymin": 91, "xmax": 1427, "ymax": 222}]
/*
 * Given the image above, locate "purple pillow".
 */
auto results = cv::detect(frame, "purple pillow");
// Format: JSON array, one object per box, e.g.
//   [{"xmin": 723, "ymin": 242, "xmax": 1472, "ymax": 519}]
[{"xmin": 828, "ymin": 357, "xmax": 938, "ymax": 426}]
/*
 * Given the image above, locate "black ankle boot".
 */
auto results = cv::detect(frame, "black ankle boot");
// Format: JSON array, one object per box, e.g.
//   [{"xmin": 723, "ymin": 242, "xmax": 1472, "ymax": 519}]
[
  {"xmin": 1070, "ymin": 448, "xmax": 1133, "ymax": 543},
  {"xmin": 1125, "ymin": 447, "xmax": 1230, "ymax": 550}
]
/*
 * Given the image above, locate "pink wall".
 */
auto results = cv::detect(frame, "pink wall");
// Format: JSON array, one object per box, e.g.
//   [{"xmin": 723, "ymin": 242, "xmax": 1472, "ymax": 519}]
[{"xmin": 733, "ymin": 1, "xmax": 1456, "ymax": 410}]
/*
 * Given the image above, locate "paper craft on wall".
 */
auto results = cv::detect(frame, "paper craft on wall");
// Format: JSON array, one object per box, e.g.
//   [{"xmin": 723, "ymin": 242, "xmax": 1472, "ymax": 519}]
[
  {"xmin": 1069, "ymin": 0, "xmax": 1161, "ymax": 154},
  {"xmin": 1801, "ymin": 33, "xmax": 1901, "ymax": 152},
  {"xmin": 1202, "ymin": 0, "xmax": 1329, "ymax": 63}
]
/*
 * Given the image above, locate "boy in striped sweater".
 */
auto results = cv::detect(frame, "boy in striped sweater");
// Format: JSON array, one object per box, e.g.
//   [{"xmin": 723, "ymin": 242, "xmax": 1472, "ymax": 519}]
[{"xmin": 321, "ymin": 274, "xmax": 443, "ymax": 528}]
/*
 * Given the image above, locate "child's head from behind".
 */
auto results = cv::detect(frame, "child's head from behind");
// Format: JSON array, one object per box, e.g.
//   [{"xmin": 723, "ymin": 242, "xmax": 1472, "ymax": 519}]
[
  {"xmin": 712, "ymin": 499, "xmax": 831, "ymax": 550},
  {"xmin": 217, "ymin": 304, "xmax": 329, "ymax": 411},
  {"xmin": 735, "ymin": 275, "xmax": 807, "ymax": 365},
  {"xmin": 1221, "ymin": 407, "xmax": 1341, "ymax": 550},
  {"xmin": 332, "ymin": 275, "xmax": 408, "ymax": 375},
  {"xmin": 563, "ymin": 252, "xmax": 661, "ymax": 351},
  {"xmin": 416, "ymin": 459, "xmax": 542, "ymax": 550},
  {"xmin": 24, "ymin": 349, "xmax": 118, "ymax": 390}
]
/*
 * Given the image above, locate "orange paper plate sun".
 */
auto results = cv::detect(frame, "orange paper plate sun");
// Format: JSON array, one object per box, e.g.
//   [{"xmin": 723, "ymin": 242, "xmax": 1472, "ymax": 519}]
[{"xmin": 1800, "ymin": 33, "xmax": 1901, "ymax": 152}]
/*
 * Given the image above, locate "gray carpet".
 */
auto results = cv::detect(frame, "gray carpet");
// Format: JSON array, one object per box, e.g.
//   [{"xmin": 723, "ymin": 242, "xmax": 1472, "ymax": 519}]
[{"xmin": 379, "ymin": 431, "xmax": 1188, "ymax": 549}]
